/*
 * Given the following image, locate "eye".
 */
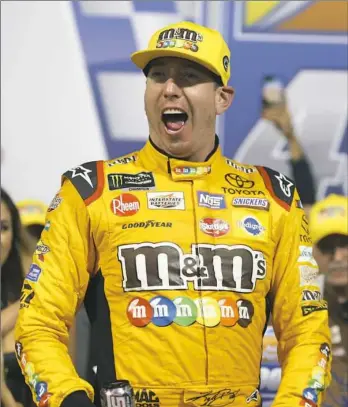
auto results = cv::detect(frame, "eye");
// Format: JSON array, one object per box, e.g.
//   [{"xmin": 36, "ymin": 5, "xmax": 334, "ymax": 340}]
[
  {"xmin": 183, "ymin": 71, "xmax": 198, "ymax": 80},
  {"xmin": 0, "ymin": 221, "xmax": 10, "ymax": 232},
  {"xmin": 149, "ymin": 69, "xmax": 165, "ymax": 79}
]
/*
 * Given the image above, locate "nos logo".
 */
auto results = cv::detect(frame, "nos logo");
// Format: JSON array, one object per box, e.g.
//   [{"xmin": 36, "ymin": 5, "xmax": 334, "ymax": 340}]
[{"xmin": 118, "ymin": 242, "xmax": 266, "ymax": 293}]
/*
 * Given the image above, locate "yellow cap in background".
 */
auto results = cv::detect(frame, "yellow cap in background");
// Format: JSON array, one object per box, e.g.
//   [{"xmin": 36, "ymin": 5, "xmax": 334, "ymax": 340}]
[
  {"xmin": 17, "ymin": 199, "xmax": 47, "ymax": 227},
  {"xmin": 309, "ymin": 194, "xmax": 348, "ymax": 245},
  {"xmin": 131, "ymin": 21, "xmax": 231, "ymax": 86}
]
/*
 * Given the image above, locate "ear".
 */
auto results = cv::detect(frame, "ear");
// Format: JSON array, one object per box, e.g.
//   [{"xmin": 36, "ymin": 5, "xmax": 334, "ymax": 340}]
[{"xmin": 215, "ymin": 86, "xmax": 235, "ymax": 115}]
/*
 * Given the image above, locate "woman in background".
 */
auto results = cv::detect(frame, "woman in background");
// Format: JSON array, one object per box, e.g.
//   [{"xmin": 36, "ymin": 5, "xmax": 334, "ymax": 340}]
[{"xmin": 1, "ymin": 188, "xmax": 36, "ymax": 407}]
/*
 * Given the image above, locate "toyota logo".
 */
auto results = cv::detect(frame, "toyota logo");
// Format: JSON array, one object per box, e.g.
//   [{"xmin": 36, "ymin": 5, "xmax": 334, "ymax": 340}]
[{"xmin": 225, "ymin": 173, "xmax": 255, "ymax": 189}]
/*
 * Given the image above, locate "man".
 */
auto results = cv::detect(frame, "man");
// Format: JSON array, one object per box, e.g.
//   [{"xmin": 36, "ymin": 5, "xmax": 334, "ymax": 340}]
[
  {"xmin": 15, "ymin": 21, "xmax": 331, "ymax": 407},
  {"xmin": 310, "ymin": 194, "xmax": 348, "ymax": 406}
]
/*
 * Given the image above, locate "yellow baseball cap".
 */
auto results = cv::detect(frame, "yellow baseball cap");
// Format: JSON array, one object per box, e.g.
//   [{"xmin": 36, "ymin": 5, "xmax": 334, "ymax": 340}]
[
  {"xmin": 131, "ymin": 21, "xmax": 231, "ymax": 86},
  {"xmin": 17, "ymin": 199, "xmax": 47, "ymax": 227},
  {"xmin": 309, "ymin": 194, "xmax": 348, "ymax": 244}
]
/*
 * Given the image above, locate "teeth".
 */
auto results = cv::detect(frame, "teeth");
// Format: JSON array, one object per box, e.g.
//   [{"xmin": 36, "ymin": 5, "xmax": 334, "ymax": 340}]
[{"xmin": 163, "ymin": 109, "xmax": 185, "ymax": 115}]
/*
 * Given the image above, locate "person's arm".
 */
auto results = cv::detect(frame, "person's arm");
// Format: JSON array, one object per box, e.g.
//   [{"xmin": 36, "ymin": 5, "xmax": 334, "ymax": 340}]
[
  {"xmin": 263, "ymin": 104, "xmax": 316, "ymax": 206},
  {"xmin": 1, "ymin": 347, "xmax": 19, "ymax": 407},
  {"xmin": 14, "ymin": 179, "xmax": 96, "ymax": 407},
  {"xmin": 1, "ymin": 301, "xmax": 20, "ymax": 337},
  {"xmin": 269, "ymin": 187, "xmax": 331, "ymax": 406}
]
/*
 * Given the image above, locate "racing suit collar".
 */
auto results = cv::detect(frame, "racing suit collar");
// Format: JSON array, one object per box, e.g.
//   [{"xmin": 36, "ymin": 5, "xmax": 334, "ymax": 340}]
[{"xmin": 139, "ymin": 136, "xmax": 222, "ymax": 181}]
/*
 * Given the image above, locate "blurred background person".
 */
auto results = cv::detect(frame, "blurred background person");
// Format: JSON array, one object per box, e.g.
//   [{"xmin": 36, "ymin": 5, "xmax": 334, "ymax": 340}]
[
  {"xmin": 262, "ymin": 84, "xmax": 316, "ymax": 216},
  {"xmin": 16, "ymin": 200, "xmax": 47, "ymax": 242},
  {"xmin": 310, "ymin": 194, "xmax": 348, "ymax": 406},
  {"xmin": 1, "ymin": 188, "xmax": 36, "ymax": 407}
]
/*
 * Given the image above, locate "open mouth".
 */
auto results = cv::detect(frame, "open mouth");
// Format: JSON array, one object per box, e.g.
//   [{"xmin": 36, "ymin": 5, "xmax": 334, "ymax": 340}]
[{"xmin": 161, "ymin": 109, "xmax": 188, "ymax": 133}]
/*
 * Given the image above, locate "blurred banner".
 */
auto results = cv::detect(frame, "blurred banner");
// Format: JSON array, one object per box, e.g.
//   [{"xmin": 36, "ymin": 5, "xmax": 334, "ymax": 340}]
[{"xmin": 1, "ymin": 0, "xmax": 347, "ymax": 204}]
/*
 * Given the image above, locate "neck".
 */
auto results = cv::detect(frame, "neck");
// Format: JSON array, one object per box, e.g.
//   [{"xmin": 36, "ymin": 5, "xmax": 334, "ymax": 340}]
[{"xmin": 149, "ymin": 136, "xmax": 218, "ymax": 162}]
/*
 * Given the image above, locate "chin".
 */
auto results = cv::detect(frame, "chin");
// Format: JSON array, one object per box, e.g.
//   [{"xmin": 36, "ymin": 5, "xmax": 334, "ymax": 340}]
[{"xmin": 165, "ymin": 138, "xmax": 193, "ymax": 158}]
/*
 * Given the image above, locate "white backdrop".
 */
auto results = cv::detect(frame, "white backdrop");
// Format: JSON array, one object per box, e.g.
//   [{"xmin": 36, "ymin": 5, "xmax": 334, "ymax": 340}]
[{"xmin": 1, "ymin": 1, "xmax": 107, "ymax": 203}]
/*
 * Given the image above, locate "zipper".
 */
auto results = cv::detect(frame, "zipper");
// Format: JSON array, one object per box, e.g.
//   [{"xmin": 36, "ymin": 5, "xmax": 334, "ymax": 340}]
[{"xmin": 190, "ymin": 180, "xmax": 209, "ymax": 385}]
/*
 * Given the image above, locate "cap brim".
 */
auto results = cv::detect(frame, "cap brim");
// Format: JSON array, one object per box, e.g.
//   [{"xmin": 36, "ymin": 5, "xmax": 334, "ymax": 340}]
[{"xmin": 131, "ymin": 48, "xmax": 224, "ymax": 84}]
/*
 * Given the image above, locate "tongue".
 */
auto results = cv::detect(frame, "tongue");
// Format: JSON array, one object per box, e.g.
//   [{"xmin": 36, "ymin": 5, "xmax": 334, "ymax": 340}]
[{"xmin": 166, "ymin": 121, "xmax": 185, "ymax": 131}]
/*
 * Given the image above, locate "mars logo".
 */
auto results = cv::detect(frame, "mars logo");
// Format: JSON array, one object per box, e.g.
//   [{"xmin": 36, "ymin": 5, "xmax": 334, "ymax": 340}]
[
  {"xmin": 158, "ymin": 27, "xmax": 203, "ymax": 42},
  {"xmin": 127, "ymin": 295, "xmax": 254, "ymax": 328},
  {"xmin": 118, "ymin": 242, "xmax": 266, "ymax": 293},
  {"xmin": 200, "ymin": 218, "xmax": 230, "ymax": 237}
]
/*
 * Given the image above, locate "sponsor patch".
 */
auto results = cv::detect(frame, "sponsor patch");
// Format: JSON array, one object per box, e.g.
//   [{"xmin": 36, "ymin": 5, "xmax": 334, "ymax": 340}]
[
  {"xmin": 134, "ymin": 389, "xmax": 160, "ymax": 406},
  {"xmin": 298, "ymin": 246, "xmax": 317, "ymax": 265},
  {"xmin": 44, "ymin": 221, "xmax": 51, "ymax": 231},
  {"xmin": 128, "ymin": 295, "xmax": 253, "ymax": 328},
  {"xmin": 48, "ymin": 195, "xmax": 62, "ymax": 212},
  {"xmin": 35, "ymin": 241, "xmax": 50, "ymax": 262},
  {"xmin": 232, "ymin": 197, "xmax": 269, "ymax": 210},
  {"xmin": 107, "ymin": 155, "xmax": 137, "ymax": 167},
  {"xmin": 20, "ymin": 283, "xmax": 35, "ymax": 309},
  {"xmin": 302, "ymin": 302, "xmax": 328, "ymax": 316},
  {"xmin": 302, "ymin": 290, "xmax": 322, "ymax": 301},
  {"xmin": 225, "ymin": 173, "xmax": 255, "ymax": 189},
  {"xmin": 122, "ymin": 221, "xmax": 172, "ymax": 230},
  {"xmin": 173, "ymin": 166, "xmax": 210, "ymax": 175},
  {"xmin": 197, "ymin": 191, "xmax": 226, "ymax": 209},
  {"xmin": 222, "ymin": 187, "xmax": 265, "ymax": 196},
  {"xmin": 26, "ymin": 264, "xmax": 42, "ymax": 282},
  {"xmin": 157, "ymin": 26, "xmax": 203, "ymax": 51},
  {"xmin": 302, "ymin": 387, "xmax": 318, "ymax": 403},
  {"xmin": 238, "ymin": 216, "xmax": 266, "ymax": 236},
  {"xmin": 226, "ymin": 160, "xmax": 256, "ymax": 174},
  {"xmin": 118, "ymin": 242, "xmax": 266, "ymax": 293},
  {"xmin": 300, "ymin": 265, "xmax": 319, "ymax": 286},
  {"xmin": 200, "ymin": 218, "xmax": 230, "ymax": 237},
  {"xmin": 108, "ymin": 172, "xmax": 155, "ymax": 191},
  {"xmin": 110, "ymin": 194, "xmax": 140, "ymax": 216},
  {"xmin": 320, "ymin": 343, "xmax": 331, "ymax": 359},
  {"xmin": 147, "ymin": 192, "xmax": 185, "ymax": 210}
]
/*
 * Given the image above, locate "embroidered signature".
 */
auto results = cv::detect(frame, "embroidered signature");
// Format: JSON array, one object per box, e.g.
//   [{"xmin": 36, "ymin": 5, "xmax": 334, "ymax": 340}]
[{"xmin": 187, "ymin": 389, "xmax": 240, "ymax": 406}]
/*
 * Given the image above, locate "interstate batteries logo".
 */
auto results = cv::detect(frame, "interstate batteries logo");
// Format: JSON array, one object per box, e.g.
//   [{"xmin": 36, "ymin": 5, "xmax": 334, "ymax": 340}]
[
  {"xmin": 127, "ymin": 296, "xmax": 254, "ymax": 328},
  {"xmin": 147, "ymin": 192, "xmax": 185, "ymax": 210}
]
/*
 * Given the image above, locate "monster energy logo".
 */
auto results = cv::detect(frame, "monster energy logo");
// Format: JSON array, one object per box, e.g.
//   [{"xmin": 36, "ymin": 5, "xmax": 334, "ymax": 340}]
[{"xmin": 108, "ymin": 172, "xmax": 155, "ymax": 191}]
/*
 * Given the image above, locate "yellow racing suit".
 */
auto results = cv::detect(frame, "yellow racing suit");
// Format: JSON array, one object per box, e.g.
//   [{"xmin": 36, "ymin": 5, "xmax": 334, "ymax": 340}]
[{"xmin": 15, "ymin": 138, "xmax": 331, "ymax": 407}]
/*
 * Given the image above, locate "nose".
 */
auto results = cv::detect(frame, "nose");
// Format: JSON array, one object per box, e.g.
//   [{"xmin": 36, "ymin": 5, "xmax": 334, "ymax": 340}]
[
  {"xmin": 163, "ymin": 78, "xmax": 182, "ymax": 100},
  {"xmin": 333, "ymin": 246, "xmax": 348, "ymax": 262}
]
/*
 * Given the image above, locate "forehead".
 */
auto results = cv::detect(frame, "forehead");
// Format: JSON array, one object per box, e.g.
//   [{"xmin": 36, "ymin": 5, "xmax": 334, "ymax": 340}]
[{"xmin": 149, "ymin": 57, "xmax": 209, "ymax": 73}]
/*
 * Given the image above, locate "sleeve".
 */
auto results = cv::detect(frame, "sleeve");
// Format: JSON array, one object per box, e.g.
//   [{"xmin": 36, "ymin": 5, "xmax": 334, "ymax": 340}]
[
  {"xmin": 14, "ymin": 179, "xmax": 96, "ymax": 407},
  {"xmin": 270, "ymin": 189, "xmax": 332, "ymax": 407},
  {"xmin": 289, "ymin": 156, "xmax": 316, "ymax": 205}
]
